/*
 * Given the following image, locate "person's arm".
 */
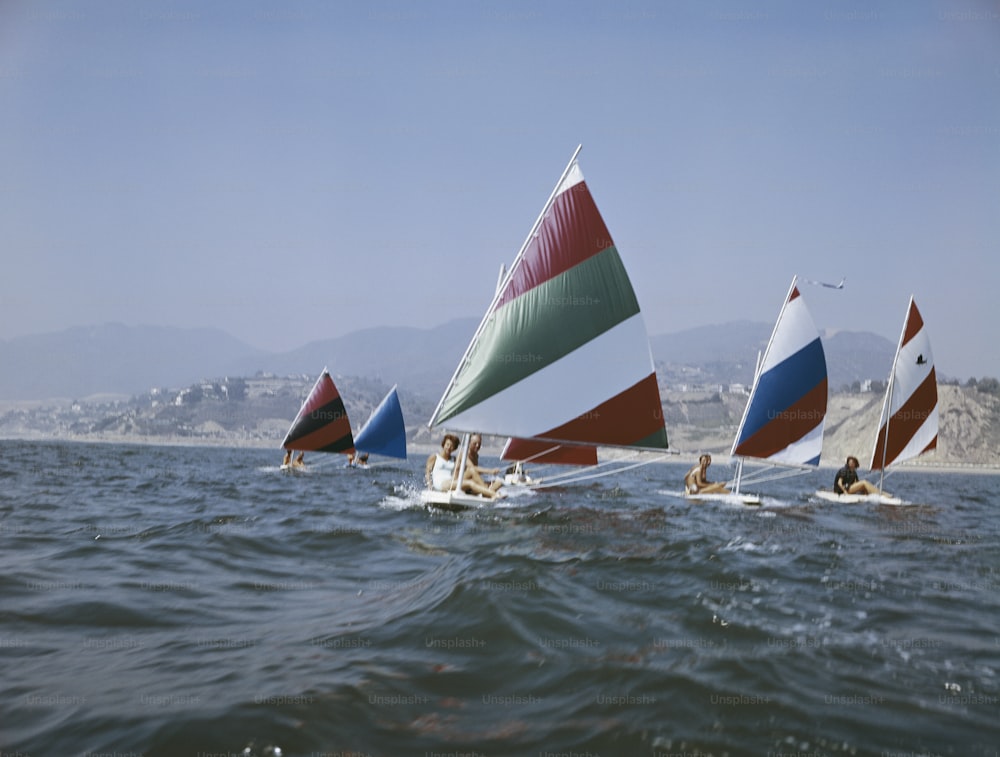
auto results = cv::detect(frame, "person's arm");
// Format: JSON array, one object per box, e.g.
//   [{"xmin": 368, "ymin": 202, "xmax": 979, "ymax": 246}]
[
  {"xmin": 473, "ymin": 460, "xmax": 499, "ymax": 476},
  {"xmin": 425, "ymin": 455, "xmax": 435, "ymax": 487},
  {"xmin": 468, "ymin": 463, "xmax": 500, "ymax": 480},
  {"xmin": 463, "ymin": 462, "xmax": 479, "ymax": 482}
]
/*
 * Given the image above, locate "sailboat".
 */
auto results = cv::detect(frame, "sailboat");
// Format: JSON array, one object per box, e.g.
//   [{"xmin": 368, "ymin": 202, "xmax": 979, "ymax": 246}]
[
  {"xmin": 353, "ymin": 384, "xmax": 407, "ymax": 462},
  {"xmin": 705, "ymin": 276, "xmax": 828, "ymax": 505},
  {"xmin": 281, "ymin": 369, "xmax": 355, "ymax": 467},
  {"xmin": 816, "ymin": 296, "xmax": 936, "ymax": 504},
  {"xmin": 423, "ymin": 145, "xmax": 668, "ymax": 509}
]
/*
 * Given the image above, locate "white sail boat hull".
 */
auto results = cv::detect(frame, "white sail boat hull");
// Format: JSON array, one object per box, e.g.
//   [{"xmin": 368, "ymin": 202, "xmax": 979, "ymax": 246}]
[
  {"xmin": 683, "ymin": 491, "xmax": 762, "ymax": 506},
  {"xmin": 420, "ymin": 489, "xmax": 496, "ymax": 511},
  {"xmin": 814, "ymin": 490, "xmax": 904, "ymax": 506}
]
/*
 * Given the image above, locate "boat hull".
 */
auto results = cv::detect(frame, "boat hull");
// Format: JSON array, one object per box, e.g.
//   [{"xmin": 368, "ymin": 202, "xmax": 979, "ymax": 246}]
[
  {"xmin": 682, "ymin": 491, "xmax": 762, "ymax": 506},
  {"xmin": 813, "ymin": 490, "xmax": 903, "ymax": 506},
  {"xmin": 420, "ymin": 489, "xmax": 495, "ymax": 511}
]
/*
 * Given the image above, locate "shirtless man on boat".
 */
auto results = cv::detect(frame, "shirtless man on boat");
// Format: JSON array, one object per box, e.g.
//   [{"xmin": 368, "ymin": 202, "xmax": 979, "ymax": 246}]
[
  {"xmin": 465, "ymin": 434, "xmax": 503, "ymax": 496},
  {"xmin": 684, "ymin": 454, "xmax": 729, "ymax": 495}
]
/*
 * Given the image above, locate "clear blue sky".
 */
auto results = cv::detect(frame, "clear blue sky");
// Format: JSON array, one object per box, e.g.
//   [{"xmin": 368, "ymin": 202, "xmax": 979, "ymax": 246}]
[{"xmin": 2, "ymin": 0, "xmax": 998, "ymax": 379}]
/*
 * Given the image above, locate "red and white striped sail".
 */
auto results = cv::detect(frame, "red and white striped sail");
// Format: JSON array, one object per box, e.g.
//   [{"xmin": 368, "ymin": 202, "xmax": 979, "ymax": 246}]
[{"xmin": 869, "ymin": 297, "xmax": 937, "ymax": 471}]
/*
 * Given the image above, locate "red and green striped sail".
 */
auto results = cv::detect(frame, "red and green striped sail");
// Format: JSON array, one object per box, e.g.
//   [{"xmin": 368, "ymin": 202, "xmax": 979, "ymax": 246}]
[
  {"xmin": 282, "ymin": 369, "xmax": 355, "ymax": 454},
  {"xmin": 430, "ymin": 151, "xmax": 667, "ymax": 451}
]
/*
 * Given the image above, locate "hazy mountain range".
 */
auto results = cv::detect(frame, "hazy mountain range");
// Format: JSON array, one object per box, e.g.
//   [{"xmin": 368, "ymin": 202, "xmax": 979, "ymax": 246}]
[{"xmin": 0, "ymin": 319, "xmax": 905, "ymax": 402}]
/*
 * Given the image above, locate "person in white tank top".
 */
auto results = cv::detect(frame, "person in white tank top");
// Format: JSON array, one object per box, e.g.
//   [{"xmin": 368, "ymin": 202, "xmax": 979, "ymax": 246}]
[{"xmin": 425, "ymin": 434, "xmax": 460, "ymax": 491}]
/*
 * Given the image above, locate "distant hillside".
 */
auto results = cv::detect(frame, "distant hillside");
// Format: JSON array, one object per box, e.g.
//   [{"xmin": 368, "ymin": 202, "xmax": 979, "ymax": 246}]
[
  {"xmin": 230, "ymin": 319, "xmax": 479, "ymax": 400},
  {"xmin": 0, "ymin": 373, "xmax": 440, "ymax": 451},
  {"xmin": 0, "ymin": 320, "xmax": 478, "ymax": 402},
  {"xmin": 651, "ymin": 322, "xmax": 898, "ymax": 391},
  {"xmin": 651, "ymin": 321, "xmax": 771, "ymax": 367},
  {"xmin": 5, "ymin": 376, "xmax": 997, "ymax": 469},
  {"xmin": 660, "ymin": 383, "xmax": 1000, "ymax": 469},
  {"xmin": 0, "ymin": 324, "xmax": 264, "ymax": 400},
  {"xmin": 0, "ymin": 318, "xmax": 974, "ymax": 402},
  {"xmin": 822, "ymin": 330, "xmax": 899, "ymax": 391}
]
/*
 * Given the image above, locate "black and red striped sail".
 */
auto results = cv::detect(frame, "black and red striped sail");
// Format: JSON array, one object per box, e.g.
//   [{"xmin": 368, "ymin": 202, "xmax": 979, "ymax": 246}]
[{"xmin": 282, "ymin": 370, "xmax": 355, "ymax": 454}]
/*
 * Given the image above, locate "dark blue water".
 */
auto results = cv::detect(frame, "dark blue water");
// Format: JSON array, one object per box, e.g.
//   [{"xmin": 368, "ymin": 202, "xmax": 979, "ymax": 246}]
[{"xmin": 1, "ymin": 440, "xmax": 998, "ymax": 756}]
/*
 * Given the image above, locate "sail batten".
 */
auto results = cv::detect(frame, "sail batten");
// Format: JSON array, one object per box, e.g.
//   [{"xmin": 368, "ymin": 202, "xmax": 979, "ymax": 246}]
[
  {"xmin": 428, "ymin": 148, "xmax": 667, "ymax": 451},
  {"xmin": 731, "ymin": 278, "xmax": 828, "ymax": 467}
]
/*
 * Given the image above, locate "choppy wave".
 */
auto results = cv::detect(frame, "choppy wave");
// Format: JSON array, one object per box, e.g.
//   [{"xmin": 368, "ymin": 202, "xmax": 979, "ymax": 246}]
[{"xmin": 1, "ymin": 440, "xmax": 998, "ymax": 756}]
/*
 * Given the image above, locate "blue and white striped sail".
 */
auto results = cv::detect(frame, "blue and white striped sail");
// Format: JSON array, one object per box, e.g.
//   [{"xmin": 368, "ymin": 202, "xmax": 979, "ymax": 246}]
[
  {"xmin": 731, "ymin": 277, "xmax": 828, "ymax": 466},
  {"xmin": 354, "ymin": 385, "xmax": 407, "ymax": 460}
]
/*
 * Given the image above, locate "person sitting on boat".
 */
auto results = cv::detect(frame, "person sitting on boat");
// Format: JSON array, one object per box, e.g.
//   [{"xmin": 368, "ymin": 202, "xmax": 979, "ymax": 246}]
[
  {"xmin": 425, "ymin": 434, "xmax": 461, "ymax": 492},
  {"xmin": 465, "ymin": 434, "xmax": 503, "ymax": 496},
  {"xmin": 834, "ymin": 456, "xmax": 890, "ymax": 498},
  {"xmin": 357, "ymin": 452, "xmax": 369, "ymax": 468},
  {"xmin": 292, "ymin": 452, "xmax": 306, "ymax": 468},
  {"xmin": 684, "ymin": 454, "xmax": 729, "ymax": 495},
  {"xmin": 282, "ymin": 449, "xmax": 292, "ymax": 468}
]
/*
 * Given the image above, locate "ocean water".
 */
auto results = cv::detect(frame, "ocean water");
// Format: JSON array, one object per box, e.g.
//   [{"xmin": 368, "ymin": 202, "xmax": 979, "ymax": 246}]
[{"xmin": 1, "ymin": 439, "xmax": 998, "ymax": 757}]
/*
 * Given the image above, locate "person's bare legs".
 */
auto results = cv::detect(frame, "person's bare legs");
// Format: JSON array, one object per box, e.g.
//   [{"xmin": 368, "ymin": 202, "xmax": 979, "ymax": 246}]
[
  {"xmin": 848, "ymin": 480, "xmax": 890, "ymax": 497},
  {"xmin": 462, "ymin": 480, "xmax": 497, "ymax": 498}
]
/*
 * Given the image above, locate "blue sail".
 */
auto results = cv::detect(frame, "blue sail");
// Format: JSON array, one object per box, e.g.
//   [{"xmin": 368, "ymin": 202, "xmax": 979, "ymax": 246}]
[
  {"xmin": 730, "ymin": 278, "xmax": 828, "ymax": 466},
  {"xmin": 354, "ymin": 385, "xmax": 407, "ymax": 459}
]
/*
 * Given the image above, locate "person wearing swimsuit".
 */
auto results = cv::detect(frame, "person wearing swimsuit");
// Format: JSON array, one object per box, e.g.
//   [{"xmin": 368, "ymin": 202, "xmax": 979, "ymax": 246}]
[
  {"xmin": 426, "ymin": 434, "xmax": 460, "ymax": 491},
  {"xmin": 684, "ymin": 454, "xmax": 728, "ymax": 495}
]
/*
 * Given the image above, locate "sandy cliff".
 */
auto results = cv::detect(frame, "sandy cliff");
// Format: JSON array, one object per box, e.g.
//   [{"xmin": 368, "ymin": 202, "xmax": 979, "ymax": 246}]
[{"xmin": 663, "ymin": 384, "xmax": 1000, "ymax": 469}]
